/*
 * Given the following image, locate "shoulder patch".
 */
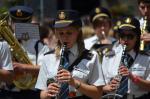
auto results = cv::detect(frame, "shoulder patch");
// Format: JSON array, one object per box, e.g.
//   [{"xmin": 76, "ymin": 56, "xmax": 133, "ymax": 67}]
[{"xmin": 82, "ymin": 50, "xmax": 94, "ymax": 60}]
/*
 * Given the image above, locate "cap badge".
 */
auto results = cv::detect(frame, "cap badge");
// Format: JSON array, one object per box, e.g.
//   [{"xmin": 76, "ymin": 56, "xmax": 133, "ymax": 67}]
[
  {"xmin": 125, "ymin": 18, "xmax": 131, "ymax": 24},
  {"xmin": 59, "ymin": 11, "xmax": 66, "ymax": 20},
  {"xmin": 116, "ymin": 20, "xmax": 121, "ymax": 26},
  {"xmin": 95, "ymin": 8, "xmax": 101, "ymax": 14},
  {"xmin": 16, "ymin": 9, "xmax": 22, "ymax": 17}
]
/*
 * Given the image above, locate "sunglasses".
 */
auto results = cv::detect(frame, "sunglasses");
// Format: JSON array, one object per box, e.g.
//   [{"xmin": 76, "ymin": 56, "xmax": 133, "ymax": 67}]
[{"xmin": 119, "ymin": 33, "xmax": 136, "ymax": 40}]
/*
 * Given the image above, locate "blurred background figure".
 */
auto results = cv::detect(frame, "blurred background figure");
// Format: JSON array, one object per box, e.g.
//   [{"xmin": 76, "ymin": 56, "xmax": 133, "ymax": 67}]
[
  {"xmin": 112, "ymin": 19, "xmax": 122, "ymax": 40},
  {"xmin": 82, "ymin": 25, "xmax": 95, "ymax": 40},
  {"xmin": 81, "ymin": 15, "xmax": 95, "ymax": 40},
  {"xmin": 84, "ymin": 6, "xmax": 116, "ymax": 50},
  {"xmin": 5, "ymin": 5, "xmax": 41, "ymax": 99},
  {"xmin": 138, "ymin": 0, "xmax": 150, "ymax": 51},
  {"xmin": 37, "ymin": 24, "xmax": 57, "ymax": 66}
]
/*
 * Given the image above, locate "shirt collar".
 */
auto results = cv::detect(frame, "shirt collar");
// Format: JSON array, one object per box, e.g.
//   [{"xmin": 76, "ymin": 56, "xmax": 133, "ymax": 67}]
[
  {"xmin": 128, "ymin": 49, "xmax": 136, "ymax": 59},
  {"xmin": 92, "ymin": 35, "xmax": 99, "ymax": 43},
  {"xmin": 69, "ymin": 43, "xmax": 78, "ymax": 57}
]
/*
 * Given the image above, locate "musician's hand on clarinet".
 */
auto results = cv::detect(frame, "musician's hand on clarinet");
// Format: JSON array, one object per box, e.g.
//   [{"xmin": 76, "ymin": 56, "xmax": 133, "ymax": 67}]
[
  {"xmin": 57, "ymin": 69, "xmax": 72, "ymax": 83},
  {"xmin": 110, "ymin": 78, "xmax": 120, "ymax": 89},
  {"xmin": 103, "ymin": 78, "xmax": 119, "ymax": 92},
  {"xmin": 103, "ymin": 84, "xmax": 116, "ymax": 93},
  {"xmin": 47, "ymin": 82, "xmax": 60, "ymax": 97},
  {"xmin": 119, "ymin": 66, "xmax": 130, "ymax": 76}
]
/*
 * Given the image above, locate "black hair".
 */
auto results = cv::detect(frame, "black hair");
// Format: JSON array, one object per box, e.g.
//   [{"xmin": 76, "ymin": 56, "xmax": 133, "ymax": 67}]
[
  {"xmin": 118, "ymin": 28, "xmax": 141, "ymax": 53},
  {"xmin": 138, "ymin": 0, "xmax": 150, "ymax": 4}
]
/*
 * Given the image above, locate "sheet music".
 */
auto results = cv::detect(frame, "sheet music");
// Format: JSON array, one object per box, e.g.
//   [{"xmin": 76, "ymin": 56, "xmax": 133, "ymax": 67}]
[{"xmin": 15, "ymin": 23, "xmax": 40, "ymax": 40}]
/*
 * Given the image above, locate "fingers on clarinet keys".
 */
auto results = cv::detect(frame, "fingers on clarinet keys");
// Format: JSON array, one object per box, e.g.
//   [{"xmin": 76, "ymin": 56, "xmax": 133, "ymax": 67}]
[
  {"xmin": 119, "ymin": 66, "xmax": 129, "ymax": 76},
  {"xmin": 47, "ymin": 78, "xmax": 56, "ymax": 86},
  {"xmin": 57, "ymin": 69, "xmax": 71, "ymax": 82},
  {"xmin": 47, "ymin": 82, "xmax": 60, "ymax": 97},
  {"xmin": 110, "ymin": 78, "xmax": 119, "ymax": 85},
  {"xmin": 105, "ymin": 84, "xmax": 117, "ymax": 92}
]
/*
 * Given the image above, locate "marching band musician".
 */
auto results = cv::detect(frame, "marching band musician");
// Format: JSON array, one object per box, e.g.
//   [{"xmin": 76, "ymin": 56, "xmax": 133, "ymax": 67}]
[
  {"xmin": 138, "ymin": 0, "xmax": 150, "ymax": 50},
  {"xmin": 102, "ymin": 17, "xmax": 150, "ymax": 99},
  {"xmin": 35, "ymin": 10, "xmax": 105, "ymax": 99},
  {"xmin": 6, "ymin": 5, "xmax": 42, "ymax": 99},
  {"xmin": 0, "ymin": 39, "xmax": 14, "ymax": 99},
  {"xmin": 84, "ymin": 7, "xmax": 116, "ymax": 50}
]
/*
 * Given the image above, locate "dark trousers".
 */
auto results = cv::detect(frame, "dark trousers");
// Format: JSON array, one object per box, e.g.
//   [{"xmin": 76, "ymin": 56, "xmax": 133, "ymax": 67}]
[
  {"xmin": 0, "ymin": 89, "xmax": 40, "ymax": 99},
  {"xmin": 102, "ymin": 93, "xmax": 150, "ymax": 99},
  {"xmin": 134, "ymin": 92, "xmax": 150, "ymax": 99},
  {"xmin": 69, "ymin": 95, "xmax": 91, "ymax": 99}
]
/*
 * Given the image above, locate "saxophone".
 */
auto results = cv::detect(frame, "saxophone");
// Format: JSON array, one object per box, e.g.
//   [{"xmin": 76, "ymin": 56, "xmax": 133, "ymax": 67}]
[
  {"xmin": 140, "ymin": 16, "xmax": 147, "ymax": 51},
  {"xmin": 0, "ymin": 13, "xmax": 37, "ymax": 89}
]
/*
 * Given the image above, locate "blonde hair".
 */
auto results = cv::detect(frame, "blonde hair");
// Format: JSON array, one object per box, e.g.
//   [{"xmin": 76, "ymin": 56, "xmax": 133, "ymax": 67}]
[{"xmin": 55, "ymin": 26, "xmax": 85, "ymax": 58}]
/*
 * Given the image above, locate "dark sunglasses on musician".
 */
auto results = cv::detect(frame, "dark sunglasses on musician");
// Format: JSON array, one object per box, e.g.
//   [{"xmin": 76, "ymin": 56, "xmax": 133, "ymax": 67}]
[
  {"xmin": 119, "ymin": 30, "xmax": 136, "ymax": 40},
  {"xmin": 119, "ymin": 33, "xmax": 136, "ymax": 40}
]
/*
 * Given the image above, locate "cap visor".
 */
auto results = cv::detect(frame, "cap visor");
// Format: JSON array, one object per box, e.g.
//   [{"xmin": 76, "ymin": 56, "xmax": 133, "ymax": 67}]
[
  {"xmin": 119, "ymin": 26, "xmax": 136, "ymax": 31},
  {"xmin": 54, "ymin": 20, "xmax": 73, "ymax": 28}
]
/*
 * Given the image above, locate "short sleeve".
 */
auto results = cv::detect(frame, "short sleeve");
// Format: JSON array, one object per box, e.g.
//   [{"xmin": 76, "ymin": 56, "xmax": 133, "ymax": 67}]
[
  {"xmin": 35, "ymin": 61, "xmax": 48, "ymax": 90},
  {"xmin": 0, "ymin": 42, "xmax": 13, "ymax": 70},
  {"xmin": 88, "ymin": 51, "xmax": 105, "ymax": 86}
]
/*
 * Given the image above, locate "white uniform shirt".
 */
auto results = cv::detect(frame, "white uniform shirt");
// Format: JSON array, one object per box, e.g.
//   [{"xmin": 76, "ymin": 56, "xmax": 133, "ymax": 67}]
[
  {"xmin": 84, "ymin": 35, "xmax": 116, "ymax": 50},
  {"xmin": 37, "ymin": 45, "xmax": 51, "ymax": 66},
  {"xmin": 102, "ymin": 42, "xmax": 150, "ymax": 98},
  {"xmin": 21, "ymin": 39, "xmax": 44, "ymax": 65},
  {"xmin": 0, "ymin": 41, "xmax": 13, "ymax": 70},
  {"xmin": 35, "ymin": 44, "xmax": 105, "ymax": 96}
]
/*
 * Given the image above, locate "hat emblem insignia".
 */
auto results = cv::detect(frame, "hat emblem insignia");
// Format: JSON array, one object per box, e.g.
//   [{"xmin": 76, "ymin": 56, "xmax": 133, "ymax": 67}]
[
  {"xmin": 59, "ymin": 12, "xmax": 66, "ymax": 20},
  {"xmin": 95, "ymin": 8, "xmax": 101, "ymax": 14},
  {"xmin": 16, "ymin": 9, "xmax": 22, "ymax": 17},
  {"xmin": 125, "ymin": 18, "xmax": 131, "ymax": 24},
  {"xmin": 116, "ymin": 21, "xmax": 121, "ymax": 26}
]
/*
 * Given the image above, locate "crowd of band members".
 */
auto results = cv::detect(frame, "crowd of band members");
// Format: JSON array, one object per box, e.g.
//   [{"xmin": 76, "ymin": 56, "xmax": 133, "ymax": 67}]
[{"xmin": 0, "ymin": 0, "xmax": 150, "ymax": 99}]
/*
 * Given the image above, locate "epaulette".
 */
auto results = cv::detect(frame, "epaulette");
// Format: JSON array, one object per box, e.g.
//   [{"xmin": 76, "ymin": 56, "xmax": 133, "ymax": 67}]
[
  {"xmin": 44, "ymin": 49, "xmax": 55, "ymax": 56},
  {"xmin": 139, "ymin": 50, "xmax": 150, "ymax": 56}
]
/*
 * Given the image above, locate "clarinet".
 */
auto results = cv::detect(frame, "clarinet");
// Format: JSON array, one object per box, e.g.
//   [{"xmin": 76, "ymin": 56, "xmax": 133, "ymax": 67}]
[
  {"xmin": 47, "ymin": 43, "xmax": 68, "ymax": 99},
  {"xmin": 102, "ymin": 44, "xmax": 127, "ymax": 99},
  {"xmin": 55, "ymin": 42, "xmax": 68, "ymax": 99},
  {"xmin": 113, "ymin": 44, "xmax": 127, "ymax": 99},
  {"xmin": 59, "ymin": 42, "xmax": 68, "ymax": 69}
]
